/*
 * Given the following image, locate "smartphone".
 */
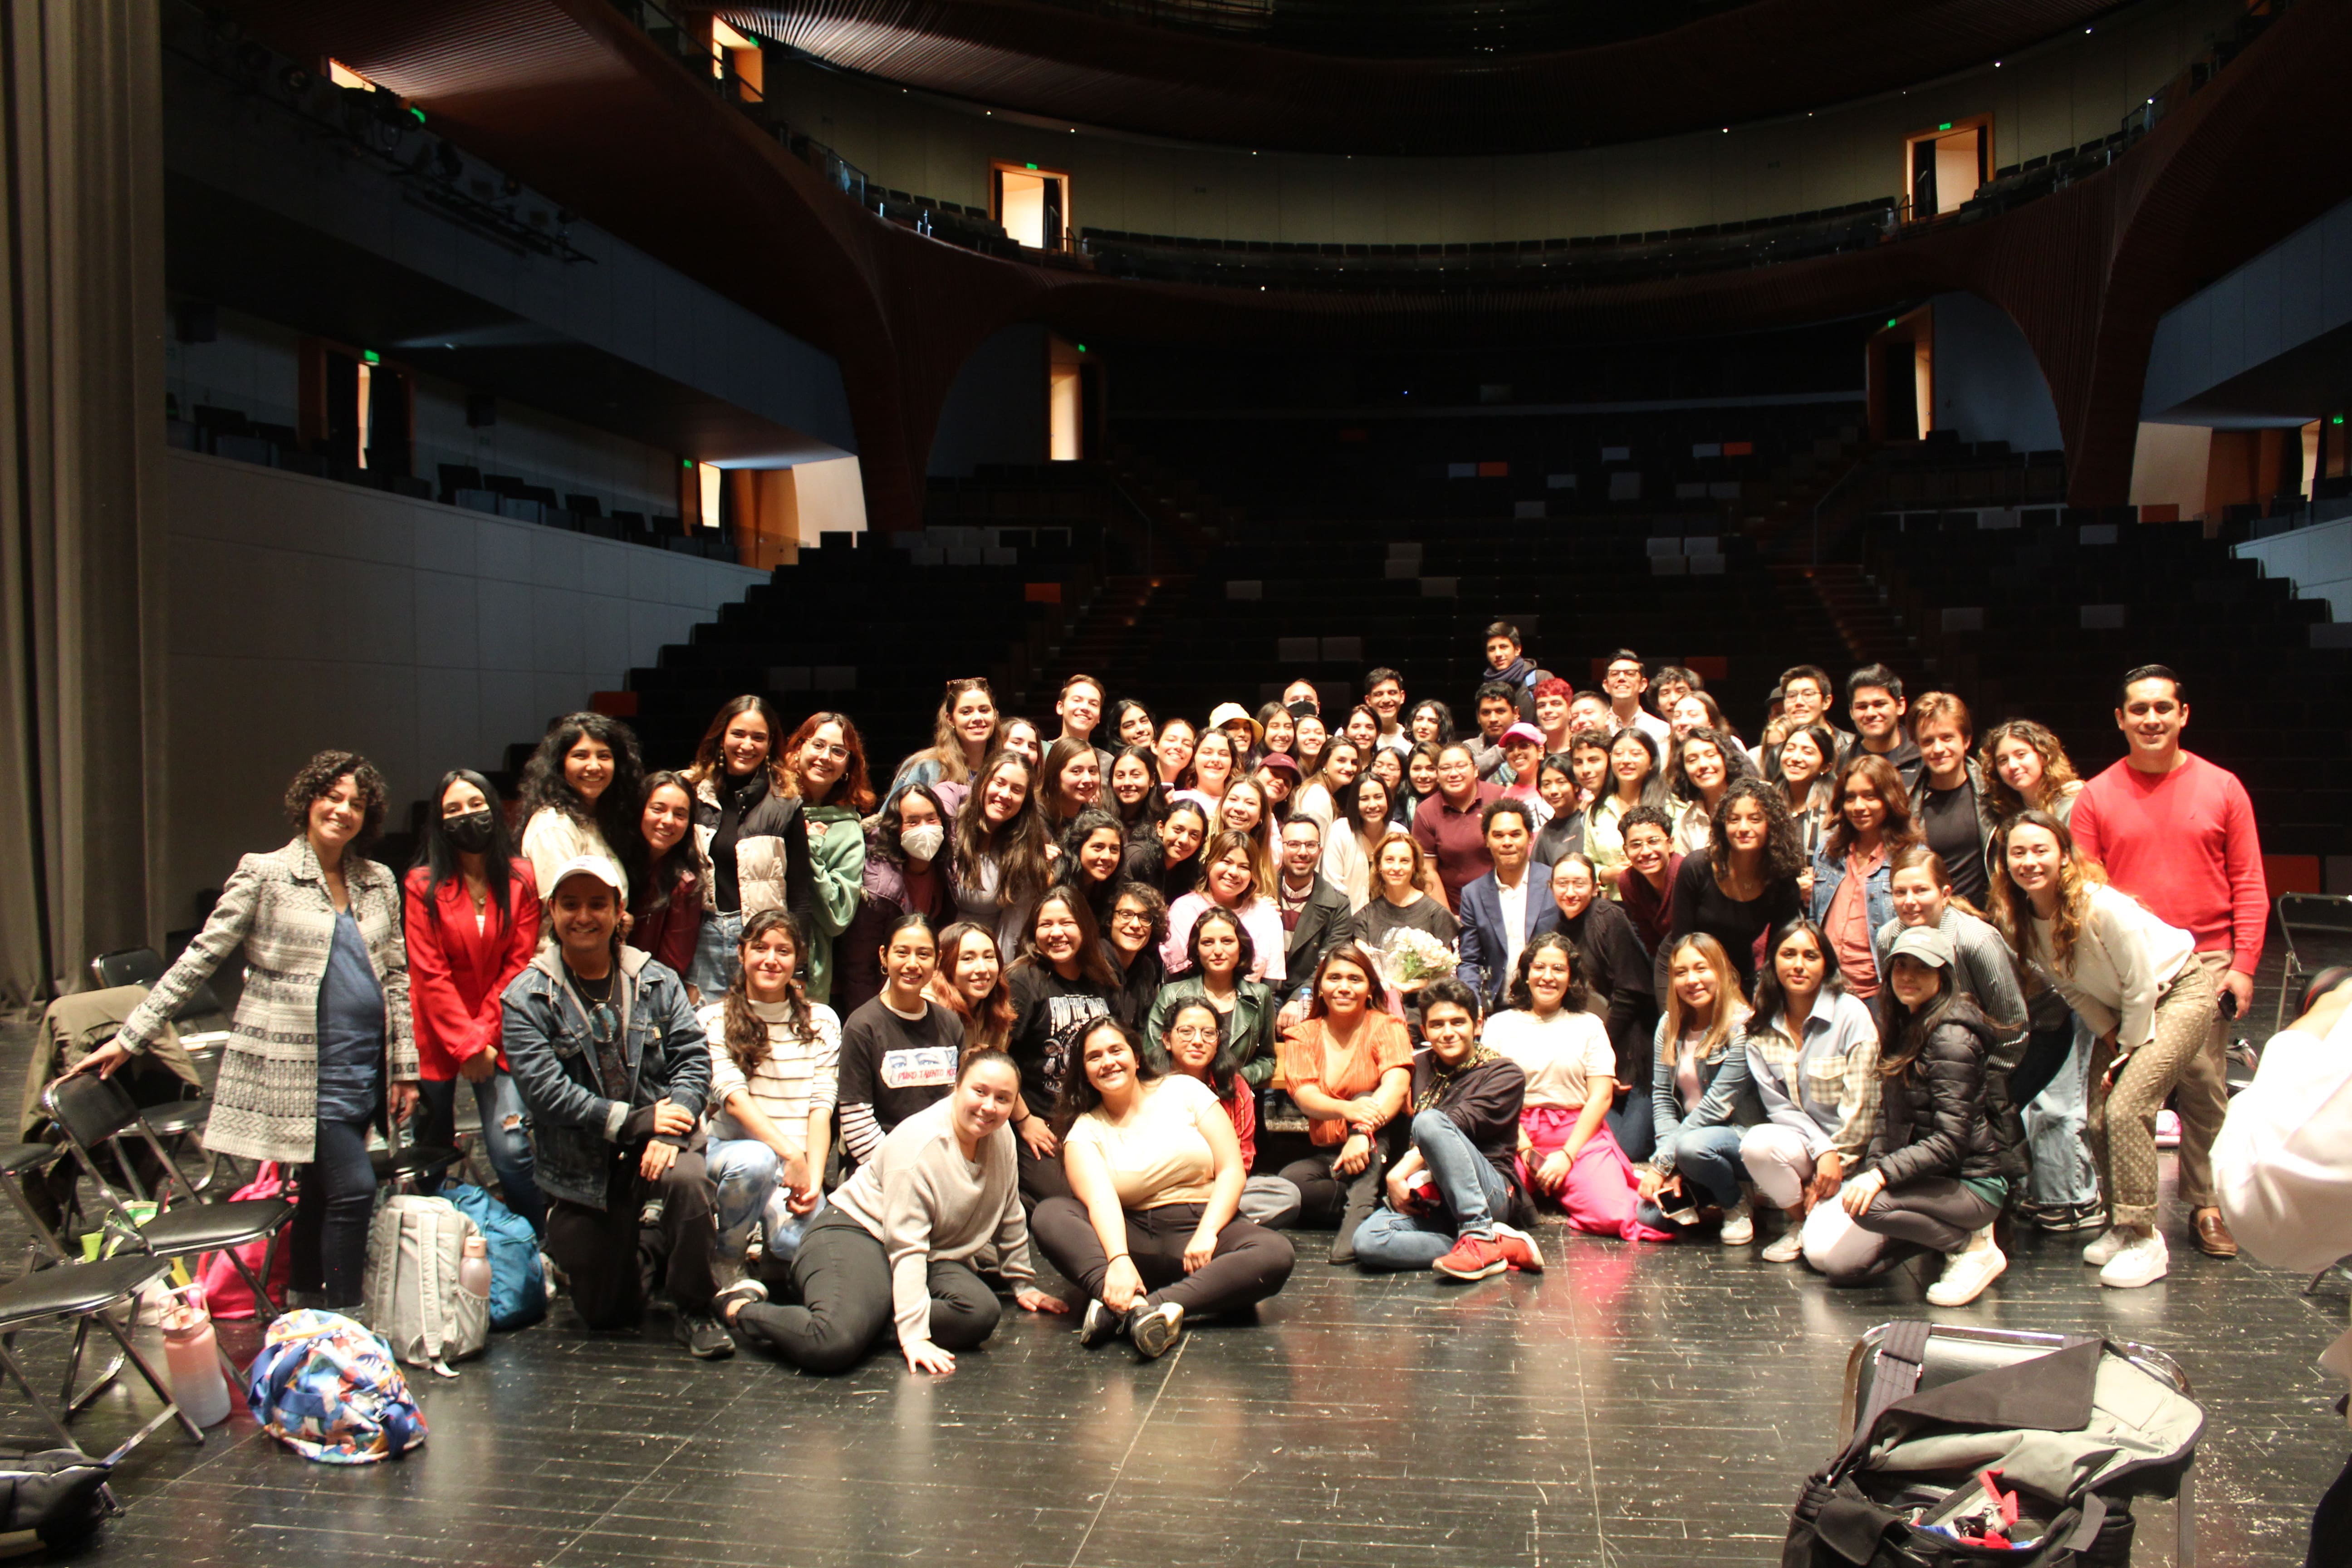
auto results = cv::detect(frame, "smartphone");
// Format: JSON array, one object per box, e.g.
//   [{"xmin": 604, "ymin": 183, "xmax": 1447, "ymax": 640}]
[{"xmin": 2217, "ymin": 987, "xmax": 2239, "ymax": 1020}]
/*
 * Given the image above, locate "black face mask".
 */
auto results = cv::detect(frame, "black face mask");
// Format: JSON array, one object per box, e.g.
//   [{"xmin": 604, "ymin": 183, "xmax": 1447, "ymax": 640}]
[{"xmin": 444, "ymin": 809, "xmax": 495, "ymax": 854}]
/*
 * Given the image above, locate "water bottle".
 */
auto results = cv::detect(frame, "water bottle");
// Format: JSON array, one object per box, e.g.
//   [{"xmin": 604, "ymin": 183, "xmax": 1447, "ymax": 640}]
[
  {"xmin": 159, "ymin": 1285, "xmax": 233, "ymax": 1428},
  {"xmin": 459, "ymin": 1235, "xmax": 492, "ymax": 1300}
]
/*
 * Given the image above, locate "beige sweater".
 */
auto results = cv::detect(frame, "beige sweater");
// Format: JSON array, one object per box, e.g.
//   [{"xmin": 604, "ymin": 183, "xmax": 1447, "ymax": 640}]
[
  {"xmin": 2031, "ymin": 883, "xmax": 2194, "ymax": 1052},
  {"xmin": 829, "ymin": 1097, "xmax": 1035, "ymax": 1349}
]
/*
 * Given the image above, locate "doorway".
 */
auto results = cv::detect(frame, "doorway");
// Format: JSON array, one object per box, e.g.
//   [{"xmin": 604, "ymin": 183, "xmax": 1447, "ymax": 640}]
[
  {"xmin": 1905, "ymin": 118, "xmax": 1990, "ymax": 220},
  {"xmin": 993, "ymin": 163, "xmax": 1070, "ymax": 252}
]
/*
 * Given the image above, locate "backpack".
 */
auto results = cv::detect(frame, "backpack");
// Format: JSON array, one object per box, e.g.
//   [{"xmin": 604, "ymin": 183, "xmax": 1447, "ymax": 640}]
[
  {"xmin": 1784, "ymin": 1322, "xmax": 2201, "ymax": 1568},
  {"xmin": 0, "ymin": 1448, "xmax": 115, "ymax": 1552},
  {"xmin": 245, "ymin": 1309, "xmax": 427, "ymax": 1464},
  {"xmin": 196, "ymin": 1161, "xmax": 291, "ymax": 1320},
  {"xmin": 439, "ymin": 1182, "xmax": 548, "ymax": 1331},
  {"xmin": 361, "ymin": 1195, "xmax": 489, "ymax": 1376}
]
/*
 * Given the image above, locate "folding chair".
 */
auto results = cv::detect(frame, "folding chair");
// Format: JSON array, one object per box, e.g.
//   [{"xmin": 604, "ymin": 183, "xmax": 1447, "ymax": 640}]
[
  {"xmin": 2270, "ymin": 893, "xmax": 2352, "ymax": 1036},
  {"xmin": 88, "ymin": 949, "xmax": 229, "ymax": 1061},
  {"xmin": 371, "ymin": 1113, "xmax": 461, "ymax": 1196},
  {"xmin": 41, "ymin": 1074, "xmax": 292, "ymax": 1323},
  {"xmin": 0, "ymin": 1253, "xmax": 205, "ymax": 1463},
  {"xmin": 1841, "ymin": 1321, "xmax": 2198, "ymax": 1567}
]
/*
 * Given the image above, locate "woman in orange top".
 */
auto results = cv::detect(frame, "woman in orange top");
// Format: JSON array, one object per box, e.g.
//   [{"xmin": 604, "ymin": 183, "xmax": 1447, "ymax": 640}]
[{"xmin": 1275, "ymin": 943, "xmax": 1413, "ymax": 1263}]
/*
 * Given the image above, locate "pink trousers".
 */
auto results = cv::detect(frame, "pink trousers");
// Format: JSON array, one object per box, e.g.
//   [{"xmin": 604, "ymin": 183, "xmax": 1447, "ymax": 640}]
[{"xmin": 1517, "ymin": 1106, "xmax": 1675, "ymax": 1242}]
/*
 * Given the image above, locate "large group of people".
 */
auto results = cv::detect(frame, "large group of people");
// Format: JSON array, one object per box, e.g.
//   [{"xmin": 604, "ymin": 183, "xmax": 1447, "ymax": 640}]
[{"xmin": 73, "ymin": 628, "xmax": 2273, "ymax": 1381}]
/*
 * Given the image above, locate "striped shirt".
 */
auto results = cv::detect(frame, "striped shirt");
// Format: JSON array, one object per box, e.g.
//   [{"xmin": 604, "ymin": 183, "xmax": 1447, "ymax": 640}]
[{"xmin": 699, "ymin": 998, "xmax": 840, "ymax": 1142}]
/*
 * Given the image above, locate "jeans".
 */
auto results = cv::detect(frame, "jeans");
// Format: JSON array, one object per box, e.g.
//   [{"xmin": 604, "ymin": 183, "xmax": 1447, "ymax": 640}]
[
  {"xmin": 289, "ymin": 1112, "xmax": 377, "ymax": 1305},
  {"xmin": 1354, "ymin": 1109, "xmax": 1511, "ymax": 1270},
  {"xmin": 732, "ymin": 1209, "xmax": 1000, "ymax": 1374},
  {"xmin": 1635, "ymin": 1122, "xmax": 1745, "ymax": 1232},
  {"xmin": 708, "ymin": 1138, "xmax": 815, "ymax": 1264},
  {"xmin": 2022, "ymin": 1016, "xmax": 2100, "ymax": 1210},
  {"xmin": 1607, "ymin": 1089, "xmax": 1656, "ymax": 1163},
  {"xmin": 687, "ymin": 908, "xmax": 744, "ymax": 999},
  {"xmin": 417, "ymin": 1069, "xmax": 545, "ymax": 1234}
]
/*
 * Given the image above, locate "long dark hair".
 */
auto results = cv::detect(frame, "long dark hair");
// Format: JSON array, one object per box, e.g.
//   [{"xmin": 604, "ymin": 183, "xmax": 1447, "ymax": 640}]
[
  {"xmin": 1055, "ymin": 807, "xmax": 1128, "ymax": 891},
  {"xmin": 1053, "ymin": 1016, "xmax": 1162, "ymax": 1132},
  {"xmin": 414, "ymin": 769, "xmax": 517, "ymax": 931},
  {"xmin": 1186, "ymin": 904, "xmax": 1257, "ymax": 979},
  {"xmin": 1013, "ymin": 885, "xmax": 1119, "ymax": 987},
  {"xmin": 632, "ymin": 770, "xmax": 700, "ymax": 916},
  {"xmin": 1821, "ymin": 752, "xmax": 1923, "ymax": 863},
  {"xmin": 1107, "ymin": 743, "xmax": 1166, "ymax": 834},
  {"xmin": 518, "ymin": 711, "xmax": 645, "ymax": 854},
  {"xmin": 1504, "ymin": 930, "xmax": 1592, "ymax": 1014},
  {"xmin": 953, "ymin": 751, "xmax": 1053, "ymax": 913},
  {"xmin": 721, "ymin": 909, "xmax": 816, "ymax": 1078},
  {"xmin": 1874, "ymin": 964, "xmax": 1989, "ymax": 1083},
  {"xmin": 873, "ymin": 783, "xmax": 951, "ymax": 869},
  {"xmin": 1664, "ymin": 725, "xmax": 1757, "ymax": 808},
  {"xmin": 1706, "ymin": 776, "xmax": 1807, "ymax": 884},
  {"xmin": 1603, "ymin": 725, "xmax": 1668, "ymax": 808},
  {"xmin": 1749, "ymin": 917, "xmax": 1845, "ymax": 1049}
]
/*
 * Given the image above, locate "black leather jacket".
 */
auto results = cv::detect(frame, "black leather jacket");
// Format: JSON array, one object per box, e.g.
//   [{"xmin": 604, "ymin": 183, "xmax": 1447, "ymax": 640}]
[{"xmin": 1867, "ymin": 995, "xmax": 2004, "ymax": 1187}]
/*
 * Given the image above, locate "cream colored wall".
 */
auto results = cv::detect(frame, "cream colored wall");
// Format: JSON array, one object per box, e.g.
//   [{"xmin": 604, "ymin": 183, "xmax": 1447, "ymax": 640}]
[{"xmin": 770, "ymin": 0, "xmax": 2236, "ymax": 245}]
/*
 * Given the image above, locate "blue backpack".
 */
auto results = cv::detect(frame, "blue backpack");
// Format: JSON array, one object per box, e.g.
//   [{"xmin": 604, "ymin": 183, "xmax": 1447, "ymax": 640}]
[{"xmin": 441, "ymin": 1184, "xmax": 547, "ymax": 1331}]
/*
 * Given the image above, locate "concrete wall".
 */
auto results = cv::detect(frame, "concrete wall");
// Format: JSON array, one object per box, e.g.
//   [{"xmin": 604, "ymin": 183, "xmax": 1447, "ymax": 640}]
[
  {"xmin": 770, "ymin": 0, "xmax": 2235, "ymax": 246},
  {"xmin": 1930, "ymin": 291, "xmax": 2064, "ymax": 451},
  {"xmin": 161, "ymin": 451, "xmax": 763, "ymax": 917}
]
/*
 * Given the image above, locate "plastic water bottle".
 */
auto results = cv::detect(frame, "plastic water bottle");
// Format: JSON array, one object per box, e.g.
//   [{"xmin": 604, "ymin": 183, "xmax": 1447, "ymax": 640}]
[
  {"xmin": 160, "ymin": 1286, "xmax": 232, "ymax": 1428},
  {"xmin": 459, "ymin": 1235, "xmax": 492, "ymax": 1299}
]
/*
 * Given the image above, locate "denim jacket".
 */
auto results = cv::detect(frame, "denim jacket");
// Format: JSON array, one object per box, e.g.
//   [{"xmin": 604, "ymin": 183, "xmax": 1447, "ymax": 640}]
[
  {"xmin": 502, "ymin": 946, "xmax": 710, "ymax": 1211},
  {"xmin": 1649, "ymin": 1016, "xmax": 1764, "ymax": 1171},
  {"xmin": 1809, "ymin": 844, "xmax": 1898, "ymax": 985}
]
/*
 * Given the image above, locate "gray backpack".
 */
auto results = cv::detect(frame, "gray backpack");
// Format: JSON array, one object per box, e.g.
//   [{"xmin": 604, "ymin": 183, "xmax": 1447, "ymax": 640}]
[{"xmin": 362, "ymin": 1196, "xmax": 489, "ymax": 1377}]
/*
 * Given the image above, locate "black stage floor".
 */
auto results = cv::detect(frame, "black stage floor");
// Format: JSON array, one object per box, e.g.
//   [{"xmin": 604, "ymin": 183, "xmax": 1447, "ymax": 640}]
[{"xmin": 3, "ymin": 1022, "xmax": 2344, "ymax": 1567}]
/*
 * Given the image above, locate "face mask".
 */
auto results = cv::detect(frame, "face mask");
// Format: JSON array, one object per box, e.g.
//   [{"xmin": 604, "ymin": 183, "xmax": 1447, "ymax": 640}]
[
  {"xmin": 900, "ymin": 823, "xmax": 946, "ymax": 862},
  {"xmin": 443, "ymin": 808, "xmax": 495, "ymax": 853}
]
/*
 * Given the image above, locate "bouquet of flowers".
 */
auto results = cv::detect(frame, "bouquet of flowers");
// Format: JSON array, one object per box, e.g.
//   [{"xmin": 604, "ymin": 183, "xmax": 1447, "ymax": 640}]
[{"xmin": 1367, "ymin": 926, "xmax": 1458, "ymax": 991}]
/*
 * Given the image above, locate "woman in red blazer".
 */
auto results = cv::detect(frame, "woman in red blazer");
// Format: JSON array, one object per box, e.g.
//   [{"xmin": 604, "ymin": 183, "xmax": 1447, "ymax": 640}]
[{"xmin": 405, "ymin": 769, "xmax": 547, "ymax": 1231}]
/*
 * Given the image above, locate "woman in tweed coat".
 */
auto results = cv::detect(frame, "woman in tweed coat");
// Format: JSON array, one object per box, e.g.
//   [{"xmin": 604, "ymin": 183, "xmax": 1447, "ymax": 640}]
[{"xmin": 74, "ymin": 750, "xmax": 420, "ymax": 1309}]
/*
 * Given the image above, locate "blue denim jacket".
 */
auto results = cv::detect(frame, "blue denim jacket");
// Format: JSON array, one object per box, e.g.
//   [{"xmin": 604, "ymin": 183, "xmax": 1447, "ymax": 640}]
[
  {"xmin": 501, "ymin": 946, "xmax": 710, "ymax": 1211},
  {"xmin": 1809, "ymin": 846, "xmax": 1898, "ymax": 987},
  {"xmin": 1649, "ymin": 1016, "xmax": 1764, "ymax": 1171}
]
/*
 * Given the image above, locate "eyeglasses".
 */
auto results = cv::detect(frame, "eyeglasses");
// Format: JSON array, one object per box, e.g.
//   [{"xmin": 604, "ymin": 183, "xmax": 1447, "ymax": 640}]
[
  {"xmin": 1169, "ymin": 1026, "xmax": 1219, "ymax": 1043},
  {"xmin": 803, "ymin": 742, "xmax": 851, "ymax": 760},
  {"xmin": 1111, "ymin": 910, "xmax": 1153, "ymax": 927}
]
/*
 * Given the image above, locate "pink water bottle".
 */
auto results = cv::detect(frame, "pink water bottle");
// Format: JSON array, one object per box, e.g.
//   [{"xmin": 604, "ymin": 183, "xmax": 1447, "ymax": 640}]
[
  {"xmin": 459, "ymin": 1235, "xmax": 492, "ymax": 1299},
  {"xmin": 160, "ymin": 1285, "xmax": 232, "ymax": 1428}
]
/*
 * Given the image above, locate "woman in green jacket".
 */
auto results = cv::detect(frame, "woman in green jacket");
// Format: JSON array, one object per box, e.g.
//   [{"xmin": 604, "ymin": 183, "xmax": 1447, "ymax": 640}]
[
  {"xmin": 782, "ymin": 711, "xmax": 873, "ymax": 1007},
  {"xmin": 1144, "ymin": 906, "xmax": 1277, "ymax": 1087}
]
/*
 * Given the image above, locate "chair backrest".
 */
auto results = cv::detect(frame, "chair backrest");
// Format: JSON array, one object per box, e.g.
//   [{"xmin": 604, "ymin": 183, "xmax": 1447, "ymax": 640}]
[
  {"xmin": 88, "ymin": 946, "xmax": 226, "ymax": 1023},
  {"xmin": 43, "ymin": 1071, "xmax": 143, "ymax": 1151}
]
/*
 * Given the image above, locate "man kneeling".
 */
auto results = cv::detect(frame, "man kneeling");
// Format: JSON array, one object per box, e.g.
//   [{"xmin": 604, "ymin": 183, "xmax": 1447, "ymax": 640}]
[{"xmin": 504, "ymin": 856, "xmax": 729, "ymax": 1358}]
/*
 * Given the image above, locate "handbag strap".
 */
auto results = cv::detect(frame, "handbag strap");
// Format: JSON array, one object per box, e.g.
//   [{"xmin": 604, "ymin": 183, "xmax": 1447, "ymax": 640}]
[{"xmin": 1840, "ymin": 1320, "xmax": 1932, "ymax": 1467}]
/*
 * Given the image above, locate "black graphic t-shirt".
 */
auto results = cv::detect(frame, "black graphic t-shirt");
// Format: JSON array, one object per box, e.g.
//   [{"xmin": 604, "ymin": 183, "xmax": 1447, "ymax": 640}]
[{"xmin": 1007, "ymin": 964, "xmax": 1112, "ymax": 1118}]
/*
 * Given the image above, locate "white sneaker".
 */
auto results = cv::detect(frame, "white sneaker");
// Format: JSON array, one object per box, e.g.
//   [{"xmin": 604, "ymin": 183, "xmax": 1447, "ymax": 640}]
[
  {"xmin": 2098, "ymin": 1230, "xmax": 2170, "ymax": 1289},
  {"xmin": 2082, "ymin": 1228, "xmax": 2127, "ymax": 1267},
  {"xmin": 1719, "ymin": 1196, "xmax": 1755, "ymax": 1246},
  {"xmin": 1926, "ymin": 1235, "xmax": 2007, "ymax": 1307},
  {"xmin": 1760, "ymin": 1228, "xmax": 1805, "ymax": 1264}
]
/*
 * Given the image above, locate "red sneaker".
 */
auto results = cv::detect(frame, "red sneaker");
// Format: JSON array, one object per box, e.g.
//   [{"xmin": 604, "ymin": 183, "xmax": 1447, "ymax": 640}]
[
  {"xmin": 1433, "ymin": 1234, "xmax": 1508, "ymax": 1281},
  {"xmin": 1492, "ymin": 1223, "xmax": 1545, "ymax": 1274}
]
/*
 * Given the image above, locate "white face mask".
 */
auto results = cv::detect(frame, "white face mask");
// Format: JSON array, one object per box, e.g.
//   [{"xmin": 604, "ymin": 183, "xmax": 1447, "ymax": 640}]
[{"xmin": 900, "ymin": 823, "xmax": 946, "ymax": 863}]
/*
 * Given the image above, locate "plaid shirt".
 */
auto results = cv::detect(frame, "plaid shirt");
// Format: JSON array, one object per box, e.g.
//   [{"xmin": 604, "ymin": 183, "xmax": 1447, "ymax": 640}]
[{"xmin": 1746, "ymin": 990, "xmax": 1881, "ymax": 1162}]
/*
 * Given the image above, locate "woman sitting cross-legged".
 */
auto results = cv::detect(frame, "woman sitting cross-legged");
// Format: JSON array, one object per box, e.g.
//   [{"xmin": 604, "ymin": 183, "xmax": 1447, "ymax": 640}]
[
  {"xmin": 698, "ymin": 910, "xmax": 838, "ymax": 1271},
  {"xmin": 1482, "ymin": 936, "xmax": 1665, "ymax": 1241},
  {"xmin": 1799, "ymin": 925, "xmax": 2010, "ymax": 1307},
  {"xmin": 1031, "ymin": 1018, "xmax": 1298, "ymax": 1359},
  {"xmin": 1159, "ymin": 1000, "xmax": 1303, "ymax": 1227},
  {"xmin": 1353, "ymin": 980, "xmax": 1544, "ymax": 1279},
  {"xmin": 715, "ymin": 1049, "xmax": 1068, "ymax": 1373},
  {"xmin": 1636, "ymin": 934, "xmax": 1763, "ymax": 1242},
  {"xmin": 1275, "ymin": 944, "xmax": 1416, "ymax": 1263},
  {"xmin": 1735, "ymin": 918, "xmax": 1881, "ymax": 1264}
]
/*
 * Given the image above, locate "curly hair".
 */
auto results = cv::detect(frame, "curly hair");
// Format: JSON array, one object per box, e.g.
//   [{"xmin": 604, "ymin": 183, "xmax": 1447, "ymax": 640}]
[
  {"xmin": 1664, "ymin": 725, "xmax": 1757, "ymax": 809},
  {"xmin": 1706, "ymin": 776, "xmax": 1806, "ymax": 884},
  {"xmin": 1980, "ymin": 719, "xmax": 2082, "ymax": 820},
  {"xmin": 1984, "ymin": 809, "xmax": 2107, "ymax": 978},
  {"xmin": 517, "ymin": 712, "xmax": 646, "ymax": 853},
  {"xmin": 1052, "ymin": 1016, "xmax": 1162, "ymax": 1132},
  {"xmin": 284, "ymin": 750, "xmax": 388, "ymax": 851},
  {"xmin": 1504, "ymin": 930, "xmax": 1592, "ymax": 1015}
]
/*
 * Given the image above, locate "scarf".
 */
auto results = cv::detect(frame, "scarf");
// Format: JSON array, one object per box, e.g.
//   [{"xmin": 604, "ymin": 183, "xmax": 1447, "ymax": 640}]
[
  {"xmin": 1492, "ymin": 655, "xmax": 1534, "ymax": 687},
  {"xmin": 1415, "ymin": 1041, "xmax": 1501, "ymax": 1113}
]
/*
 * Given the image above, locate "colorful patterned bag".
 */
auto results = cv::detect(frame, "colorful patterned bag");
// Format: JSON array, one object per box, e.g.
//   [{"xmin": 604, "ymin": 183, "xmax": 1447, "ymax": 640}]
[{"xmin": 244, "ymin": 1310, "xmax": 428, "ymax": 1464}]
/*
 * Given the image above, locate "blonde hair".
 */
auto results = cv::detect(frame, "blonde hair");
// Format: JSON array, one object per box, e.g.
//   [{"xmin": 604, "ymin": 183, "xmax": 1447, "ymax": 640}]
[
  {"xmin": 1659, "ymin": 933, "xmax": 1746, "ymax": 1064},
  {"xmin": 1984, "ymin": 809, "xmax": 2107, "ymax": 976}
]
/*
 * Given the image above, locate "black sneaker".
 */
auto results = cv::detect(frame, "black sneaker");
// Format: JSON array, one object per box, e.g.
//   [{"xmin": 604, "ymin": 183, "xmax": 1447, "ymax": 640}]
[
  {"xmin": 1078, "ymin": 1298, "xmax": 1122, "ymax": 1348},
  {"xmin": 677, "ymin": 1313, "xmax": 735, "ymax": 1359},
  {"xmin": 1127, "ymin": 1302, "xmax": 1183, "ymax": 1360}
]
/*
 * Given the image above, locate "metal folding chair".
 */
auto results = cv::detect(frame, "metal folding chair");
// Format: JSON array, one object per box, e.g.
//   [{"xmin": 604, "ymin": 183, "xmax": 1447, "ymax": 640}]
[
  {"xmin": 88, "ymin": 948, "xmax": 230, "ymax": 1061},
  {"xmin": 2270, "ymin": 892, "xmax": 2352, "ymax": 1036},
  {"xmin": 1842, "ymin": 1322, "xmax": 2198, "ymax": 1567},
  {"xmin": 0, "ymin": 1253, "xmax": 205, "ymax": 1463},
  {"xmin": 42, "ymin": 1074, "xmax": 292, "ymax": 1325}
]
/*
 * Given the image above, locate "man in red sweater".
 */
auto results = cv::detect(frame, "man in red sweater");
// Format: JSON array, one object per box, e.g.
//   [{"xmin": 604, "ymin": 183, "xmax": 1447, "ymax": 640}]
[{"xmin": 2070, "ymin": 664, "xmax": 2267, "ymax": 1262}]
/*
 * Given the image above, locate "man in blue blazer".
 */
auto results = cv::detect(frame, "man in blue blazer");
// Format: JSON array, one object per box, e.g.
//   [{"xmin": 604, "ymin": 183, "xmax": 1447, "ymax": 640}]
[{"xmin": 1456, "ymin": 799, "xmax": 1560, "ymax": 1011}]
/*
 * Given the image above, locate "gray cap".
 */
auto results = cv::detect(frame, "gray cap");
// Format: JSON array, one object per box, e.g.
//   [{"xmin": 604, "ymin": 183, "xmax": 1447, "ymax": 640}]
[{"xmin": 1886, "ymin": 924, "xmax": 1956, "ymax": 970}]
